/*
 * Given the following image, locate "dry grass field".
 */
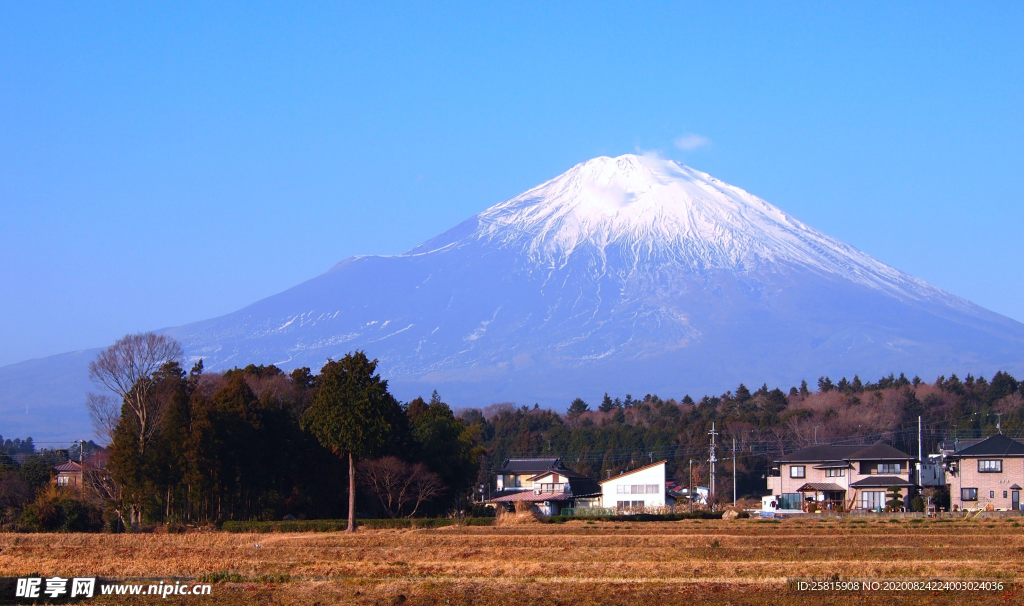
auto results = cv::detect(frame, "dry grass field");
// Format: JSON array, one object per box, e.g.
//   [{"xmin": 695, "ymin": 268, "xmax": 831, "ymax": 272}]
[{"xmin": 2, "ymin": 517, "xmax": 1023, "ymax": 604}]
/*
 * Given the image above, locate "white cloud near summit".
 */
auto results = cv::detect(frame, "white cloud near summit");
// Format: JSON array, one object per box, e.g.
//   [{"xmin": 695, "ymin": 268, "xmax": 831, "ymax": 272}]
[{"xmin": 674, "ymin": 133, "xmax": 710, "ymax": 151}]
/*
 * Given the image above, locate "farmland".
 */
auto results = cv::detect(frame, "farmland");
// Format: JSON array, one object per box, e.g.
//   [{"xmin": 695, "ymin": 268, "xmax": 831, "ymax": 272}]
[{"xmin": 1, "ymin": 517, "xmax": 1022, "ymax": 604}]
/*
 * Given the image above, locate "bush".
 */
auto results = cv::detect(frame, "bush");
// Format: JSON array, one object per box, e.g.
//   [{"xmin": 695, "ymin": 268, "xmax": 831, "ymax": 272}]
[
  {"xmin": 546, "ymin": 512, "xmax": 722, "ymax": 524},
  {"xmin": 468, "ymin": 503, "xmax": 496, "ymax": 518},
  {"xmin": 18, "ymin": 487, "xmax": 103, "ymax": 532},
  {"xmin": 911, "ymin": 496, "xmax": 925, "ymax": 512}
]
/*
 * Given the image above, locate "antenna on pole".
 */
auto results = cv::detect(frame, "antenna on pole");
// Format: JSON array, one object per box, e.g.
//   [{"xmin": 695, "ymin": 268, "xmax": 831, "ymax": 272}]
[{"xmin": 709, "ymin": 423, "xmax": 718, "ymax": 508}]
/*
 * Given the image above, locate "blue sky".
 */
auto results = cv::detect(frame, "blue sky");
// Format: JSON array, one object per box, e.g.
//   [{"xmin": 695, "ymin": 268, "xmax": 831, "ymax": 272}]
[{"xmin": 1, "ymin": 2, "xmax": 1022, "ymax": 367}]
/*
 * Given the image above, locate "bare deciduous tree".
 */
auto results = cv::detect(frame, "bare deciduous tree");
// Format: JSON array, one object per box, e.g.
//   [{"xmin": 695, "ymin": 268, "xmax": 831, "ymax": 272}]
[
  {"xmin": 358, "ymin": 456, "xmax": 445, "ymax": 518},
  {"xmin": 88, "ymin": 332, "xmax": 183, "ymax": 455},
  {"xmin": 85, "ymin": 393, "xmax": 120, "ymax": 445}
]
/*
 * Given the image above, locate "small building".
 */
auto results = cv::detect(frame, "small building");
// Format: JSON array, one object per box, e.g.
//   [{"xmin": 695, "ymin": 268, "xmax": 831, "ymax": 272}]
[
  {"xmin": 53, "ymin": 460, "xmax": 83, "ymax": 489},
  {"xmin": 600, "ymin": 460, "xmax": 672, "ymax": 512},
  {"xmin": 947, "ymin": 434, "xmax": 1024, "ymax": 511},
  {"xmin": 667, "ymin": 482, "xmax": 708, "ymax": 506}
]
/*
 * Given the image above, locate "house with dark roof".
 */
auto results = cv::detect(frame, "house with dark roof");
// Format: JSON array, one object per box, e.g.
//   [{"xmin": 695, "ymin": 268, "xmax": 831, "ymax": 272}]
[
  {"xmin": 491, "ymin": 458, "xmax": 567, "ymax": 496},
  {"xmin": 947, "ymin": 434, "xmax": 1024, "ymax": 511},
  {"xmin": 487, "ymin": 458, "xmax": 603, "ymax": 512},
  {"xmin": 487, "ymin": 467, "xmax": 603, "ymax": 515},
  {"xmin": 766, "ymin": 442, "xmax": 917, "ymax": 511}
]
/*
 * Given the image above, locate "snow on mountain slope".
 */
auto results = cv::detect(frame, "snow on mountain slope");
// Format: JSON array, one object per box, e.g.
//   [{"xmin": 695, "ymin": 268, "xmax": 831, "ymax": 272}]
[
  {"xmin": 4, "ymin": 154, "xmax": 1023, "ymax": 441},
  {"xmin": 418, "ymin": 154, "xmax": 957, "ymax": 305}
]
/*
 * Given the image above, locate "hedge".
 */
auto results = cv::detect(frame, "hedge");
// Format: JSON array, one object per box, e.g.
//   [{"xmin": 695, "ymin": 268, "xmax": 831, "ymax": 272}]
[
  {"xmin": 545, "ymin": 511, "xmax": 724, "ymax": 524},
  {"xmin": 221, "ymin": 517, "xmax": 495, "ymax": 532}
]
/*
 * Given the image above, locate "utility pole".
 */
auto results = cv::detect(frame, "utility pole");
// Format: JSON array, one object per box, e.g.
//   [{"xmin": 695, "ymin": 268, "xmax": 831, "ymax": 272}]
[
  {"xmin": 921, "ymin": 413, "xmax": 929, "ymax": 485},
  {"xmin": 688, "ymin": 459, "xmax": 693, "ymax": 514},
  {"xmin": 709, "ymin": 423, "xmax": 718, "ymax": 508},
  {"xmin": 997, "ymin": 413, "xmax": 1003, "ymax": 435},
  {"xmin": 78, "ymin": 439, "xmax": 84, "ymax": 499},
  {"xmin": 732, "ymin": 437, "xmax": 737, "ymax": 508}
]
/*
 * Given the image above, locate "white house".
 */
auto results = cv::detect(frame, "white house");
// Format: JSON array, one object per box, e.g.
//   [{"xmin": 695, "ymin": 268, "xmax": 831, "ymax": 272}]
[{"xmin": 599, "ymin": 460, "xmax": 672, "ymax": 512}]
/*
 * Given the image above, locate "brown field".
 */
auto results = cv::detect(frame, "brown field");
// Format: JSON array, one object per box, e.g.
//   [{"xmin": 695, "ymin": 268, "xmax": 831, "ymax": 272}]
[{"xmin": 2, "ymin": 517, "xmax": 1023, "ymax": 605}]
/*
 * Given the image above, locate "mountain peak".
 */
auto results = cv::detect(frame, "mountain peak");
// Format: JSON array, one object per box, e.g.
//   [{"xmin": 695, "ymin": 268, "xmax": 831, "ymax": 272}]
[{"xmin": 438, "ymin": 154, "xmax": 938, "ymax": 305}]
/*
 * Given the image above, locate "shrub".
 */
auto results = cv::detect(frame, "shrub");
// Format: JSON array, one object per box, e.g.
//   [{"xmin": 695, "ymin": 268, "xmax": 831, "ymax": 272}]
[
  {"xmin": 911, "ymin": 496, "xmax": 925, "ymax": 512},
  {"xmin": 546, "ymin": 512, "xmax": 722, "ymax": 523},
  {"xmin": 468, "ymin": 503, "xmax": 496, "ymax": 518},
  {"xmin": 18, "ymin": 486, "xmax": 103, "ymax": 532}
]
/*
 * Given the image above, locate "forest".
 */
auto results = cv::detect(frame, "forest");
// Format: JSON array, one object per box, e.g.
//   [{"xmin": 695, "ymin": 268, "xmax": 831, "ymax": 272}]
[{"xmin": 1, "ymin": 332, "xmax": 1022, "ymax": 532}]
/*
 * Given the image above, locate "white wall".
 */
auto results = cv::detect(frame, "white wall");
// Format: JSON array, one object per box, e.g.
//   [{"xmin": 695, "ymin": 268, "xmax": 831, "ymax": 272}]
[{"xmin": 601, "ymin": 462, "xmax": 667, "ymax": 510}]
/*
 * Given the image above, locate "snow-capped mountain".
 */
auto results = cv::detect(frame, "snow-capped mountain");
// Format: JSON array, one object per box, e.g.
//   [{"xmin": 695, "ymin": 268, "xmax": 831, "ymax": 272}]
[
  {"xmin": 4, "ymin": 154, "xmax": 1024, "ymax": 440},
  {"xmin": 432, "ymin": 154, "xmax": 952, "ymax": 301}
]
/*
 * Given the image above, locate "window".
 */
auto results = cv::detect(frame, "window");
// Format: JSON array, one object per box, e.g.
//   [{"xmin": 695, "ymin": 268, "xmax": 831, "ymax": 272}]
[
  {"xmin": 978, "ymin": 460, "xmax": 1003, "ymax": 473},
  {"xmin": 790, "ymin": 466, "xmax": 806, "ymax": 479},
  {"xmin": 616, "ymin": 500, "xmax": 645, "ymax": 510},
  {"xmin": 1004, "ymin": 491, "xmax": 1008, "ymax": 499},
  {"xmin": 617, "ymin": 484, "xmax": 661, "ymax": 494},
  {"xmin": 778, "ymin": 494, "xmax": 802, "ymax": 509},
  {"xmin": 56, "ymin": 476, "xmax": 69, "ymax": 487},
  {"xmin": 877, "ymin": 463, "xmax": 901, "ymax": 474},
  {"xmin": 961, "ymin": 488, "xmax": 978, "ymax": 502},
  {"xmin": 861, "ymin": 491, "xmax": 885, "ymax": 510},
  {"xmin": 990, "ymin": 491, "xmax": 995, "ymax": 499},
  {"xmin": 826, "ymin": 468, "xmax": 845, "ymax": 477}
]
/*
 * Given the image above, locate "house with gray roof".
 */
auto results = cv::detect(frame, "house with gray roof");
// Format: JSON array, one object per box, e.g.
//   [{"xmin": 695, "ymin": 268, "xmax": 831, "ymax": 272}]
[
  {"xmin": 767, "ymin": 442, "xmax": 918, "ymax": 511},
  {"xmin": 487, "ymin": 458, "xmax": 602, "ymax": 515},
  {"xmin": 947, "ymin": 434, "xmax": 1024, "ymax": 512}
]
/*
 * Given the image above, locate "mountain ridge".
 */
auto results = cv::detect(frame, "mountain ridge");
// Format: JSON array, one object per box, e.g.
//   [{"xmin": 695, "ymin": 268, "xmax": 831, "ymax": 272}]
[{"xmin": 2, "ymin": 154, "xmax": 1022, "ymax": 441}]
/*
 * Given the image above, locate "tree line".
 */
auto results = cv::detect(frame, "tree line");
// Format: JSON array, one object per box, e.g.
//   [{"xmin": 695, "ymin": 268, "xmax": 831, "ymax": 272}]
[{"xmin": 2, "ymin": 331, "xmax": 1022, "ymax": 531}]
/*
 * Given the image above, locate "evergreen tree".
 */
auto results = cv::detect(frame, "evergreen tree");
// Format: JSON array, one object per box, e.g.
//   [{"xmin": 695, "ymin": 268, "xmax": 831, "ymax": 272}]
[
  {"xmin": 303, "ymin": 352, "xmax": 395, "ymax": 532},
  {"xmin": 597, "ymin": 393, "xmax": 615, "ymax": 413},
  {"xmin": 735, "ymin": 384, "xmax": 752, "ymax": 403},
  {"xmin": 885, "ymin": 486, "xmax": 904, "ymax": 511},
  {"xmin": 818, "ymin": 376, "xmax": 834, "ymax": 393},
  {"xmin": 568, "ymin": 398, "xmax": 591, "ymax": 418},
  {"xmin": 406, "ymin": 391, "xmax": 480, "ymax": 513},
  {"xmin": 799, "ymin": 380, "xmax": 809, "ymax": 397},
  {"xmin": 990, "ymin": 371, "xmax": 1018, "ymax": 400}
]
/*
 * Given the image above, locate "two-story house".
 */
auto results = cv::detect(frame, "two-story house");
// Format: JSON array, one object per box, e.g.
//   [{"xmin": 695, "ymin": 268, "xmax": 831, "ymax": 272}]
[
  {"xmin": 947, "ymin": 434, "xmax": 1024, "ymax": 511},
  {"xmin": 599, "ymin": 460, "xmax": 674, "ymax": 512},
  {"xmin": 492, "ymin": 458, "xmax": 567, "ymax": 495},
  {"xmin": 767, "ymin": 442, "xmax": 917, "ymax": 511},
  {"xmin": 487, "ymin": 458, "xmax": 602, "ymax": 515}
]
